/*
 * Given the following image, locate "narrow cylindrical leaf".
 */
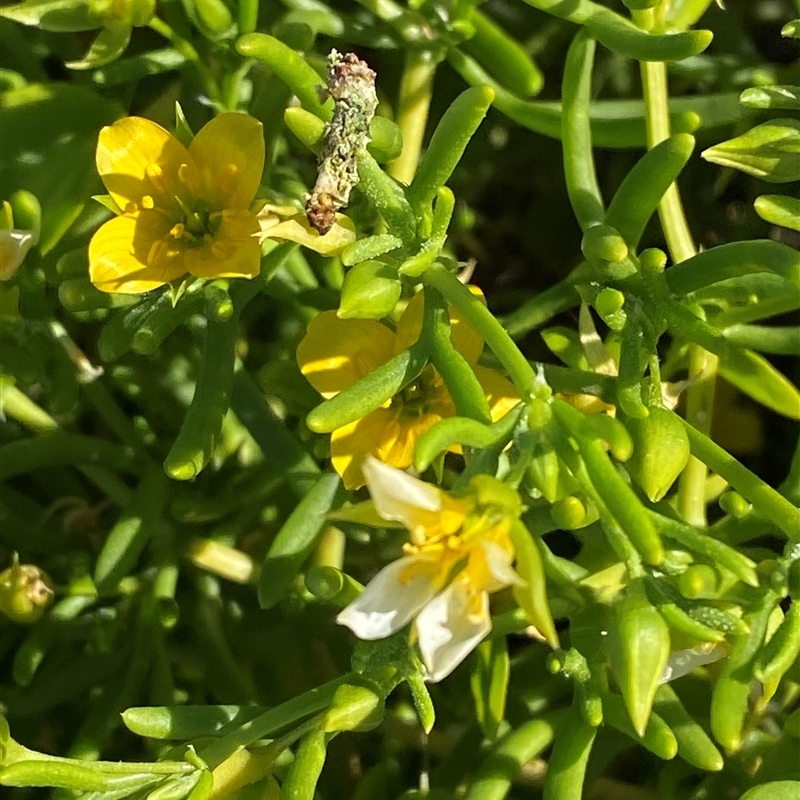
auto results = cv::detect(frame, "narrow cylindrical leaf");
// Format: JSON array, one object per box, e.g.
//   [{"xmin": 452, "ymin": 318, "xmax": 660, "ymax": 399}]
[{"xmin": 257, "ymin": 473, "xmax": 341, "ymax": 609}]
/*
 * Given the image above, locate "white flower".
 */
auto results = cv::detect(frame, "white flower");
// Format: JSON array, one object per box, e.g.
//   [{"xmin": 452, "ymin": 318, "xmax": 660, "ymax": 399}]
[{"xmin": 337, "ymin": 458, "xmax": 523, "ymax": 682}]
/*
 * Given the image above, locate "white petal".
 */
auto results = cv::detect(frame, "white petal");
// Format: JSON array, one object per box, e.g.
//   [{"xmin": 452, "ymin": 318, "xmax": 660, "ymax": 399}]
[
  {"xmin": 415, "ymin": 579, "xmax": 491, "ymax": 683},
  {"xmin": 336, "ymin": 555, "xmax": 441, "ymax": 640},
  {"xmin": 660, "ymin": 644, "xmax": 725, "ymax": 684},
  {"xmin": 481, "ymin": 539, "xmax": 525, "ymax": 591},
  {"xmin": 363, "ymin": 456, "xmax": 443, "ymax": 525}
]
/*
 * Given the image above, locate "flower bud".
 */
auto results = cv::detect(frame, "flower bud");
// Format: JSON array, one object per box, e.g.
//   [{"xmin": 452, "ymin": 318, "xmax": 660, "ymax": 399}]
[
  {"xmin": 338, "ymin": 261, "xmax": 401, "ymax": 320},
  {"xmin": 0, "ymin": 555, "xmax": 53, "ymax": 623},
  {"xmin": 625, "ymin": 407, "xmax": 690, "ymax": 502},
  {"xmin": 581, "ymin": 225, "xmax": 638, "ymax": 280},
  {"xmin": 702, "ymin": 119, "xmax": 800, "ymax": 183},
  {"xmin": 323, "ymin": 681, "xmax": 385, "ymax": 732}
]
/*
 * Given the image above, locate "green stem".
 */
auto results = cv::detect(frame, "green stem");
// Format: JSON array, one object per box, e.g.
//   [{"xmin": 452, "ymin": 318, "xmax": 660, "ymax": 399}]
[
  {"xmin": 148, "ymin": 18, "xmax": 220, "ymax": 105},
  {"xmin": 388, "ymin": 49, "xmax": 440, "ymax": 185},
  {"xmin": 681, "ymin": 420, "xmax": 800, "ymax": 541},
  {"xmin": 639, "ymin": 37, "xmax": 714, "ymax": 527},
  {"xmin": 423, "ymin": 266, "xmax": 537, "ymax": 397},
  {"xmin": 199, "ymin": 675, "xmax": 349, "ymax": 769}
]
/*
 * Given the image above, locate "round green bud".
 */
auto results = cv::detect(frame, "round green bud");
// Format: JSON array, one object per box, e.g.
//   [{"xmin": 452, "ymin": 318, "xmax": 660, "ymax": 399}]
[{"xmin": 338, "ymin": 261, "xmax": 402, "ymax": 320}]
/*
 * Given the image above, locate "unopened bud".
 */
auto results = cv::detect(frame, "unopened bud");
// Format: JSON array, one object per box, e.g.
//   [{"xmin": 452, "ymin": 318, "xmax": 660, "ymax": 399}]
[{"xmin": 0, "ymin": 554, "xmax": 53, "ymax": 623}]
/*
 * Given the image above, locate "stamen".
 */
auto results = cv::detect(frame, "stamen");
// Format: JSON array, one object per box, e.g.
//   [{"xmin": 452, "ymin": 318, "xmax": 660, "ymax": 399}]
[
  {"xmin": 146, "ymin": 240, "xmax": 167, "ymax": 267},
  {"xmin": 145, "ymin": 164, "xmax": 167, "ymax": 194},
  {"xmin": 170, "ymin": 223, "xmax": 186, "ymax": 240},
  {"xmin": 141, "ymin": 195, "xmax": 155, "ymax": 210}
]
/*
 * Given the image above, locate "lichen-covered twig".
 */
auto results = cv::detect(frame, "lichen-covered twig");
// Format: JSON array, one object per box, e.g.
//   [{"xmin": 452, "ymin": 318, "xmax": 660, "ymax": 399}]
[{"xmin": 306, "ymin": 51, "xmax": 378, "ymax": 235}]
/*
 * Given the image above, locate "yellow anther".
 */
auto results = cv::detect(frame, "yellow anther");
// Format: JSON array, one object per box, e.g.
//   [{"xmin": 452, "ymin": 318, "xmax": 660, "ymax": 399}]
[
  {"xmin": 141, "ymin": 195, "xmax": 155, "ymax": 210},
  {"xmin": 170, "ymin": 223, "xmax": 186, "ymax": 239}
]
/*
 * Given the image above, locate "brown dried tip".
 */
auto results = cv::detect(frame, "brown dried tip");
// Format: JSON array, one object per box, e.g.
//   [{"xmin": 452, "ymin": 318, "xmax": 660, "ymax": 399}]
[
  {"xmin": 305, "ymin": 50, "xmax": 378, "ymax": 235},
  {"xmin": 306, "ymin": 193, "xmax": 338, "ymax": 237}
]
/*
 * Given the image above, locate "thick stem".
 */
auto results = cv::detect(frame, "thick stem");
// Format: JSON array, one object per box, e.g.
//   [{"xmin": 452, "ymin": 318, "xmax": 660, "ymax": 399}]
[
  {"xmin": 388, "ymin": 49, "xmax": 439, "ymax": 185},
  {"xmin": 639, "ymin": 48, "xmax": 715, "ymax": 527}
]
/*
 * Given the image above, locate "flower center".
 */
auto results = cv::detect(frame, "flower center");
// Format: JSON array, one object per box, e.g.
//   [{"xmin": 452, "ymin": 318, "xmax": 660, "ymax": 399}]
[
  {"xmin": 143, "ymin": 162, "xmax": 218, "ymax": 248},
  {"xmin": 394, "ymin": 366, "xmax": 446, "ymax": 417}
]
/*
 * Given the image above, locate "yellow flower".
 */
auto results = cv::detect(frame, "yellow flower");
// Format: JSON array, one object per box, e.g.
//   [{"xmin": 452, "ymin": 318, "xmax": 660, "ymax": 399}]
[
  {"xmin": 90, "ymin": 113, "xmax": 266, "ymax": 294},
  {"xmin": 296, "ymin": 289, "xmax": 519, "ymax": 489},
  {"xmin": 337, "ymin": 458, "xmax": 523, "ymax": 681}
]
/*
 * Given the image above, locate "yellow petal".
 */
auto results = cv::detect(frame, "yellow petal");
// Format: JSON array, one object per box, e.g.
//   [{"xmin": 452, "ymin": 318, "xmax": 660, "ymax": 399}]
[
  {"xmin": 297, "ymin": 311, "xmax": 395, "ymax": 398},
  {"xmin": 331, "ymin": 408, "xmax": 398, "ymax": 490},
  {"xmin": 395, "ymin": 287, "xmax": 486, "ymax": 364},
  {"xmin": 89, "ymin": 213, "xmax": 185, "ymax": 294},
  {"xmin": 376, "ymin": 412, "xmax": 444, "ymax": 471},
  {"xmin": 184, "ymin": 209, "xmax": 261, "ymax": 280},
  {"xmin": 97, "ymin": 117, "xmax": 195, "ymax": 216},
  {"xmin": 262, "ymin": 213, "xmax": 356, "ymax": 256},
  {"xmin": 473, "ymin": 365, "xmax": 520, "ymax": 422},
  {"xmin": 189, "ymin": 113, "xmax": 264, "ymax": 210}
]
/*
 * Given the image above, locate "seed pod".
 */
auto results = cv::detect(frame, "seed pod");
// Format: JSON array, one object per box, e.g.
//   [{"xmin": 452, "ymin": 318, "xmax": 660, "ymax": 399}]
[
  {"xmin": 625, "ymin": 407, "xmax": 690, "ymax": 502},
  {"xmin": 338, "ymin": 261, "xmax": 402, "ymax": 320},
  {"xmin": 607, "ymin": 581, "xmax": 671, "ymax": 736}
]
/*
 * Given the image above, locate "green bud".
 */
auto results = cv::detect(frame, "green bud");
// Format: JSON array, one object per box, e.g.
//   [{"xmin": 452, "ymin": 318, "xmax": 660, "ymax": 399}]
[
  {"xmin": 0, "ymin": 554, "xmax": 54, "ymax": 623},
  {"xmin": 189, "ymin": 0, "xmax": 233, "ymax": 37},
  {"xmin": 9, "ymin": 191, "xmax": 41, "ymax": 237},
  {"xmin": 467, "ymin": 474, "xmax": 523, "ymax": 519},
  {"xmin": 595, "ymin": 288, "xmax": 627, "ymax": 331},
  {"xmin": 782, "ymin": 20, "xmax": 800, "ymax": 39},
  {"xmin": 739, "ymin": 86, "xmax": 800, "ymax": 111},
  {"xmin": 338, "ymin": 261, "xmax": 401, "ymax": 320},
  {"xmin": 754, "ymin": 195, "xmax": 800, "ymax": 233},
  {"xmin": 702, "ymin": 119, "xmax": 800, "ymax": 183},
  {"xmin": 639, "ymin": 248, "xmax": 667, "ymax": 275},
  {"xmin": 527, "ymin": 398, "xmax": 553, "ymax": 429},
  {"xmin": 625, "ymin": 407, "xmax": 690, "ymax": 502},
  {"xmin": 581, "ymin": 224, "xmax": 628, "ymax": 264},
  {"xmin": 527, "ymin": 440, "xmax": 560, "ymax": 504},
  {"xmin": 718, "ymin": 491, "xmax": 751, "ymax": 518},
  {"xmin": 551, "ymin": 495, "xmax": 586, "ymax": 530},
  {"xmin": 678, "ymin": 565, "xmax": 720, "ymax": 600},
  {"xmin": 323, "ymin": 681, "xmax": 385, "ymax": 732}
]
